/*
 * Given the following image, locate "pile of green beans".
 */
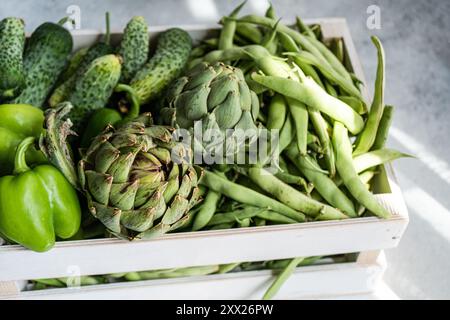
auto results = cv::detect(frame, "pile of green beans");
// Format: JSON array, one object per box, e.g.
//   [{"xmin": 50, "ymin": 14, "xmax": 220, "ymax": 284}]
[
  {"xmin": 183, "ymin": 2, "xmax": 411, "ymax": 299},
  {"xmin": 187, "ymin": 1, "xmax": 410, "ymax": 229}
]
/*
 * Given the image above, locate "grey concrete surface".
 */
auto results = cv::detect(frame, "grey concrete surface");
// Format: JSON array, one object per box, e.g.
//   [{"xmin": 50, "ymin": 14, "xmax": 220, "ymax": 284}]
[{"xmin": 1, "ymin": 0, "xmax": 449, "ymax": 299}]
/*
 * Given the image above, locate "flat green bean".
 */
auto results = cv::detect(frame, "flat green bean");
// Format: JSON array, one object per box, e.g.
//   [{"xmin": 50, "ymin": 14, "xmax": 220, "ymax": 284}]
[
  {"xmin": 286, "ymin": 51, "xmax": 362, "ymax": 99},
  {"xmin": 372, "ymin": 105, "xmax": 394, "ymax": 150},
  {"xmin": 305, "ymin": 34, "xmax": 354, "ymax": 84},
  {"xmin": 330, "ymin": 38, "xmax": 344, "ymax": 64},
  {"xmin": 339, "ymin": 95, "xmax": 367, "ymax": 114},
  {"xmin": 254, "ymin": 217, "xmax": 266, "ymax": 226},
  {"xmin": 251, "ymin": 74, "xmax": 364, "ymax": 134},
  {"xmin": 201, "ymin": 170, "xmax": 306, "ymax": 222},
  {"xmin": 209, "ymin": 223, "xmax": 235, "ymax": 230},
  {"xmin": 296, "ymin": 16, "xmax": 315, "ymax": 38},
  {"xmin": 267, "ymin": 94, "xmax": 287, "ymax": 130},
  {"xmin": 278, "ymin": 113, "xmax": 295, "ymax": 153},
  {"xmin": 248, "ymin": 167, "xmax": 348, "ymax": 220},
  {"xmin": 263, "ymin": 257, "xmax": 303, "ymax": 300},
  {"xmin": 333, "ymin": 122, "xmax": 390, "ymax": 219},
  {"xmin": 287, "ymin": 97, "xmax": 308, "ymax": 155},
  {"xmin": 359, "ymin": 170, "xmax": 377, "ymax": 185},
  {"xmin": 135, "ymin": 265, "xmax": 219, "ymax": 280},
  {"xmin": 285, "ymin": 145, "xmax": 357, "ymax": 217},
  {"xmin": 353, "ymin": 148, "xmax": 411, "ymax": 173},
  {"xmin": 192, "ymin": 189, "xmax": 222, "ymax": 231},
  {"xmin": 218, "ymin": 263, "xmax": 240, "ymax": 274},
  {"xmin": 207, "ymin": 206, "xmax": 263, "ymax": 226},
  {"xmin": 235, "ymin": 22, "xmax": 263, "ymax": 43},
  {"xmin": 309, "ymin": 108, "xmax": 336, "ymax": 177},
  {"xmin": 256, "ymin": 210, "xmax": 298, "ymax": 224},
  {"xmin": 353, "ymin": 36, "xmax": 386, "ymax": 155},
  {"xmin": 219, "ymin": 1, "xmax": 246, "ymax": 50}
]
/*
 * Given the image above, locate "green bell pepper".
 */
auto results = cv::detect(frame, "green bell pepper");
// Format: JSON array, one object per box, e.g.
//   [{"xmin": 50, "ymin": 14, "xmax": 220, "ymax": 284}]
[
  {"xmin": 0, "ymin": 104, "xmax": 47, "ymax": 175},
  {"xmin": 0, "ymin": 136, "xmax": 81, "ymax": 252},
  {"xmin": 80, "ymin": 84, "xmax": 140, "ymax": 148}
]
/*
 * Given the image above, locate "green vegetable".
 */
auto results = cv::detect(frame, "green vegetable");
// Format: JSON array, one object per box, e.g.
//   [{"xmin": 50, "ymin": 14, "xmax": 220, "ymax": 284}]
[
  {"xmin": 247, "ymin": 167, "xmax": 348, "ymax": 220},
  {"xmin": 43, "ymin": 107, "xmax": 201, "ymax": 239},
  {"xmin": 266, "ymin": 94, "xmax": 287, "ymax": 131},
  {"xmin": 118, "ymin": 16, "xmax": 149, "ymax": 82},
  {"xmin": 235, "ymin": 22, "xmax": 263, "ymax": 44},
  {"xmin": 57, "ymin": 47, "xmax": 89, "ymax": 83},
  {"xmin": 251, "ymin": 73, "xmax": 364, "ymax": 135},
  {"xmin": 219, "ymin": 1, "xmax": 246, "ymax": 50},
  {"xmin": 130, "ymin": 28, "xmax": 192, "ymax": 104},
  {"xmin": 192, "ymin": 189, "xmax": 222, "ymax": 231},
  {"xmin": 67, "ymin": 54, "xmax": 122, "ymax": 131},
  {"xmin": 160, "ymin": 62, "xmax": 259, "ymax": 155},
  {"xmin": 0, "ymin": 104, "xmax": 46, "ymax": 175},
  {"xmin": 200, "ymin": 170, "xmax": 305, "ymax": 222},
  {"xmin": 80, "ymin": 84, "xmax": 140, "ymax": 148},
  {"xmin": 12, "ymin": 20, "xmax": 73, "ymax": 108},
  {"xmin": 285, "ymin": 145, "xmax": 357, "ymax": 217},
  {"xmin": 286, "ymin": 97, "xmax": 308, "ymax": 156},
  {"xmin": 49, "ymin": 13, "xmax": 114, "ymax": 108},
  {"xmin": 333, "ymin": 122, "xmax": 390, "ymax": 219},
  {"xmin": 0, "ymin": 137, "xmax": 81, "ymax": 252},
  {"xmin": 372, "ymin": 105, "xmax": 394, "ymax": 150},
  {"xmin": 352, "ymin": 148, "xmax": 411, "ymax": 173},
  {"xmin": 263, "ymin": 257, "xmax": 303, "ymax": 300},
  {"xmin": 0, "ymin": 17, "xmax": 25, "ymax": 99},
  {"xmin": 309, "ymin": 108, "xmax": 335, "ymax": 177},
  {"xmin": 353, "ymin": 36, "xmax": 385, "ymax": 155}
]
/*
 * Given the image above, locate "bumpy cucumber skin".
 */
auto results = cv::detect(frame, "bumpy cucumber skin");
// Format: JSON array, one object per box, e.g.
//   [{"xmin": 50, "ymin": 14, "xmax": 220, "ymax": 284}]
[
  {"xmin": 130, "ymin": 28, "xmax": 192, "ymax": 104},
  {"xmin": 118, "ymin": 16, "xmax": 149, "ymax": 82},
  {"xmin": 58, "ymin": 47, "xmax": 89, "ymax": 83},
  {"xmin": 49, "ymin": 42, "xmax": 113, "ymax": 107},
  {"xmin": 12, "ymin": 22, "xmax": 73, "ymax": 108},
  {"xmin": 0, "ymin": 17, "xmax": 26, "ymax": 99},
  {"xmin": 68, "ymin": 54, "xmax": 122, "ymax": 131}
]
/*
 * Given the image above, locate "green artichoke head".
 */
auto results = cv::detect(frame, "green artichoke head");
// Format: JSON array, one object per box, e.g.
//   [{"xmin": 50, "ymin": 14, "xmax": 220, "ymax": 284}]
[
  {"xmin": 78, "ymin": 113, "xmax": 201, "ymax": 239},
  {"xmin": 160, "ymin": 62, "xmax": 260, "ymax": 160}
]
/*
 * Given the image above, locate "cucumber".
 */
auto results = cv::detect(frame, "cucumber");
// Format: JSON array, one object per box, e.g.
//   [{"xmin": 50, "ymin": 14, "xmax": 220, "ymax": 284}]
[
  {"xmin": 130, "ymin": 28, "xmax": 192, "ymax": 104},
  {"xmin": 58, "ymin": 47, "xmax": 89, "ymax": 83},
  {"xmin": 12, "ymin": 21, "xmax": 73, "ymax": 108},
  {"xmin": 49, "ymin": 13, "xmax": 114, "ymax": 107},
  {"xmin": 0, "ymin": 17, "xmax": 26, "ymax": 99},
  {"xmin": 118, "ymin": 16, "xmax": 149, "ymax": 82},
  {"xmin": 67, "ymin": 54, "xmax": 122, "ymax": 131}
]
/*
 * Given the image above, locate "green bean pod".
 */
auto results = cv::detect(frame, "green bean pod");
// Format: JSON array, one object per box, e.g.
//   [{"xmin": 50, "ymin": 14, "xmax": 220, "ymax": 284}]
[
  {"xmin": 263, "ymin": 257, "xmax": 303, "ymax": 300},
  {"xmin": 353, "ymin": 36, "xmax": 386, "ymax": 155},
  {"xmin": 192, "ymin": 189, "xmax": 222, "ymax": 231},
  {"xmin": 252, "ymin": 73, "xmax": 364, "ymax": 134},
  {"xmin": 201, "ymin": 170, "xmax": 306, "ymax": 222},
  {"xmin": 219, "ymin": 1, "xmax": 246, "ymax": 50},
  {"xmin": 266, "ymin": 94, "xmax": 287, "ymax": 131},
  {"xmin": 372, "ymin": 105, "xmax": 394, "ymax": 150},
  {"xmin": 286, "ymin": 97, "xmax": 308, "ymax": 156},
  {"xmin": 285, "ymin": 145, "xmax": 357, "ymax": 217},
  {"xmin": 333, "ymin": 122, "xmax": 390, "ymax": 219},
  {"xmin": 248, "ymin": 167, "xmax": 348, "ymax": 220}
]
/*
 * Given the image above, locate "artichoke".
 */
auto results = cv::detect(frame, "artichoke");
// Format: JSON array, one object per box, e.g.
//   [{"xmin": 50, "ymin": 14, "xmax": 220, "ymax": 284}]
[
  {"xmin": 160, "ymin": 62, "xmax": 260, "ymax": 159},
  {"xmin": 41, "ymin": 104, "xmax": 201, "ymax": 240}
]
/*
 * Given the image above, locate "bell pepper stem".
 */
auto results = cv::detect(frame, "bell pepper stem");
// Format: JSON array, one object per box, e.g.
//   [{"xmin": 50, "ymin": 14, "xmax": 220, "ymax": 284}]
[
  {"xmin": 115, "ymin": 84, "xmax": 140, "ymax": 120},
  {"xmin": 13, "ymin": 137, "xmax": 35, "ymax": 175}
]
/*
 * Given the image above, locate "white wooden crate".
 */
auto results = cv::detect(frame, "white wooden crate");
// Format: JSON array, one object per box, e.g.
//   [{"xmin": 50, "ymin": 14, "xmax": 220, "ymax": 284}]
[
  {"xmin": 0, "ymin": 18, "xmax": 409, "ymax": 297},
  {"xmin": 3, "ymin": 252, "xmax": 386, "ymax": 300}
]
